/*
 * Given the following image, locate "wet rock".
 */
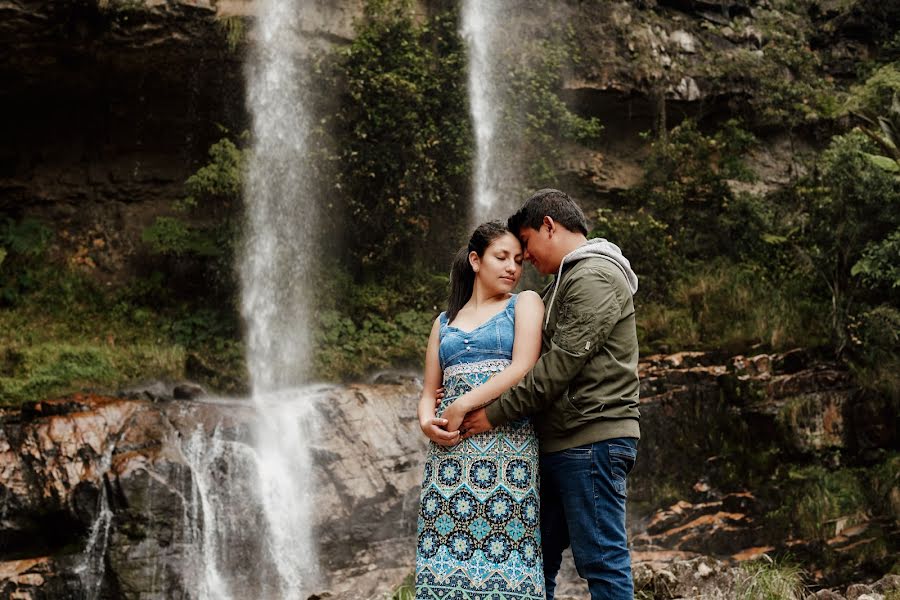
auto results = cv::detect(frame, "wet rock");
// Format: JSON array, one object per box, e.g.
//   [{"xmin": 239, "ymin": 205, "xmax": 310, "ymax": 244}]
[
  {"xmin": 776, "ymin": 390, "xmax": 851, "ymax": 453},
  {"xmin": 122, "ymin": 381, "xmax": 172, "ymax": 401},
  {"xmin": 811, "ymin": 590, "xmax": 847, "ymax": 600},
  {"xmin": 0, "ymin": 557, "xmax": 87, "ymax": 600},
  {"xmin": 0, "ymin": 383, "xmax": 427, "ymax": 599},
  {"xmin": 673, "ymin": 76, "xmax": 702, "ymax": 101},
  {"xmin": 172, "ymin": 382, "xmax": 205, "ymax": 400}
]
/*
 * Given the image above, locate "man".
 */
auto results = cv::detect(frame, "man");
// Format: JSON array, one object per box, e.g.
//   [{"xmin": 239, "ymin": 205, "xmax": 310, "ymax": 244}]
[{"xmin": 461, "ymin": 188, "xmax": 641, "ymax": 600}]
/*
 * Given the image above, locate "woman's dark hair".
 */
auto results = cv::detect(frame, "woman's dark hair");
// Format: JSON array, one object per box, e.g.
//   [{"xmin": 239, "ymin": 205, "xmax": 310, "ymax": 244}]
[{"xmin": 447, "ymin": 221, "xmax": 510, "ymax": 322}]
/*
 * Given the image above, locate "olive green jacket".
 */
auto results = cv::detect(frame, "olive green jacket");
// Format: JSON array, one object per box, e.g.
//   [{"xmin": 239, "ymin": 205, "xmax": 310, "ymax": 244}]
[{"xmin": 485, "ymin": 242, "xmax": 641, "ymax": 453}]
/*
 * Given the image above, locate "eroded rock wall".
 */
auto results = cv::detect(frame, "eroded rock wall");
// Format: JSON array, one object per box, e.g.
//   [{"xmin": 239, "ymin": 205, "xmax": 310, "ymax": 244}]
[{"xmin": 0, "ymin": 352, "xmax": 896, "ymax": 598}]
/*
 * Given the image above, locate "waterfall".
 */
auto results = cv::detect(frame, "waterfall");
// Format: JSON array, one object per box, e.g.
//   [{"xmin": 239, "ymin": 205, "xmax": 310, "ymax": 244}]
[
  {"xmin": 235, "ymin": 0, "xmax": 323, "ymax": 595},
  {"xmin": 461, "ymin": 0, "xmax": 507, "ymax": 224},
  {"xmin": 74, "ymin": 480, "xmax": 112, "ymax": 600},
  {"xmin": 240, "ymin": 0, "xmax": 318, "ymax": 392},
  {"xmin": 178, "ymin": 400, "xmax": 322, "ymax": 600}
]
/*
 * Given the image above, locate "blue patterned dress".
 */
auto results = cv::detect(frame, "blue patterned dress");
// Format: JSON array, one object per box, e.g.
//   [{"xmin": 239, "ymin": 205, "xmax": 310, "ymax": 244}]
[{"xmin": 416, "ymin": 294, "xmax": 544, "ymax": 599}]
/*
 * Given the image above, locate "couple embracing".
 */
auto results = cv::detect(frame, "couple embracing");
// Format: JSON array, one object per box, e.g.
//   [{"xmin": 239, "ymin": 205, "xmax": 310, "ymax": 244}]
[{"xmin": 415, "ymin": 189, "xmax": 641, "ymax": 599}]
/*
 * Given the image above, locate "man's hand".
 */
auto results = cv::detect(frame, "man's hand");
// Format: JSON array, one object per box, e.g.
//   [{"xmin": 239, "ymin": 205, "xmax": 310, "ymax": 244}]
[
  {"xmin": 460, "ymin": 408, "xmax": 493, "ymax": 440},
  {"xmin": 420, "ymin": 417, "xmax": 459, "ymax": 446},
  {"xmin": 434, "ymin": 387, "xmax": 445, "ymax": 411}
]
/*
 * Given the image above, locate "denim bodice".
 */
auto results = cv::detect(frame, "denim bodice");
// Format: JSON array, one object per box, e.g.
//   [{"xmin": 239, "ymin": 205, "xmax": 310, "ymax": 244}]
[{"xmin": 438, "ymin": 294, "xmax": 517, "ymax": 371}]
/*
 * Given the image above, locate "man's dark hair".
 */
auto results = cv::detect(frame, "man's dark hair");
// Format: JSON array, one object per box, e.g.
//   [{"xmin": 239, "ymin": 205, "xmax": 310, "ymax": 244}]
[{"xmin": 507, "ymin": 188, "xmax": 588, "ymax": 236}]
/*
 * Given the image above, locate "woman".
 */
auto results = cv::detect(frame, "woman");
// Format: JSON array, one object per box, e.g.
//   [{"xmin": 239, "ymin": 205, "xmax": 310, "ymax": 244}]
[{"xmin": 415, "ymin": 221, "xmax": 545, "ymax": 599}]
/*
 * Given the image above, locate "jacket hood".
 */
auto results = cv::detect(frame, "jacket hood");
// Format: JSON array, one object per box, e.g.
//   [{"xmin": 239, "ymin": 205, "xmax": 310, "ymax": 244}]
[{"xmin": 544, "ymin": 238, "xmax": 638, "ymax": 327}]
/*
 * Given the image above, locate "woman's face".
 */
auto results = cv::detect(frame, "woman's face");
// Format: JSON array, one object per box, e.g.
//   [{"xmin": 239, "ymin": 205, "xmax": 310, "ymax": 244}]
[{"xmin": 473, "ymin": 232, "xmax": 523, "ymax": 293}]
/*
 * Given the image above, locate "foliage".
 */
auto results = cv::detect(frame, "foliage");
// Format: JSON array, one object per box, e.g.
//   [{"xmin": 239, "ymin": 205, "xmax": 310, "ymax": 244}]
[
  {"xmin": 497, "ymin": 28, "xmax": 603, "ymax": 185},
  {"xmin": 636, "ymin": 260, "xmax": 826, "ymax": 355},
  {"xmin": 852, "ymin": 229, "xmax": 900, "ymax": 290},
  {"xmin": 737, "ymin": 556, "xmax": 806, "ymax": 600},
  {"xmin": 770, "ymin": 466, "xmax": 868, "ymax": 540},
  {"xmin": 787, "ymin": 131, "xmax": 900, "ymax": 353},
  {"xmin": 337, "ymin": 1, "xmax": 472, "ymax": 270},
  {"xmin": 712, "ymin": 7, "xmax": 839, "ymax": 127},
  {"xmin": 847, "ymin": 305, "xmax": 900, "ymax": 397},
  {"xmin": 142, "ymin": 135, "xmax": 246, "ymax": 296},
  {"xmin": 0, "ymin": 217, "xmax": 53, "ymax": 306},
  {"xmin": 619, "ymin": 119, "xmax": 765, "ymax": 298},
  {"xmin": 854, "ymin": 91, "xmax": 900, "ymax": 178},
  {"xmin": 0, "ymin": 342, "xmax": 184, "ymax": 406},
  {"xmin": 387, "ymin": 572, "xmax": 415, "ymax": 600},
  {"xmin": 311, "ymin": 267, "xmax": 446, "ymax": 380},
  {"xmin": 0, "ymin": 259, "xmax": 245, "ymax": 404},
  {"xmin": 591, "ymin": 208, "xmax": 677, "ymax": 303},
  {"xmin": 847, "ymin": 64, "xmax": 900, "ymax": 117},
  {"xmin": 216, "ymin": 15, "xmax": 246, "ymax": 53},
  {"xmin": 633, "ymin": 120, "xmax": 759, "ymax": 260}
]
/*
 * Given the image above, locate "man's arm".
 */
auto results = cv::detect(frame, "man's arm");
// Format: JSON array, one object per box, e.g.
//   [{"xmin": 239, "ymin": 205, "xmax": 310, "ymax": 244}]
[{"xmin": 483, "ymin": 266, "xmax": 624, "ymax": 428}]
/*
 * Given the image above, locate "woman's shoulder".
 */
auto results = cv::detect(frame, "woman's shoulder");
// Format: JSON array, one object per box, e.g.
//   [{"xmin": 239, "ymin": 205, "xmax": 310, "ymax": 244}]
[
  {"xmin": 513, "ymin": 290, "xmax": 544, "ymax": 317},
  {"xmin": 516, "ymin": 290, "xmax": 543, "ymax": 306}
]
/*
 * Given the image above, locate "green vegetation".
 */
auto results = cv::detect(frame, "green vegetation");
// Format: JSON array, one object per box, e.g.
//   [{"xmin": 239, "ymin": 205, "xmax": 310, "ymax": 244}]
[
  {"xmin": 337, "ymin": 0, "xmax": 471, "ymax": 270},
  {"xmin": 737, "ymin": 556, "xmax": 806, "ymax": 600},
  {"xmin": 497, "ymin": 27, "xmax": 603, "ymax": 186},
  {"xmin": 770, "ymin": 466, "xmax": 868, "ymax": 540},
  {"xmin": 0, "ymin": 217, "xmax": 52, "ymax": 306},
  {"xmin": 388, "ymin": 572, "xmax": 415, "ymax": 600},
  {"xmin": 216, "ymin": 15, "xmax": 246, "ymax": 52},
  {"xmin": 143, "ymin": 134, "xmax": 245, "ymax": 296},
  {"xmin": 0, "ymin": 258, "xmax": 244, "ymax": 405}
]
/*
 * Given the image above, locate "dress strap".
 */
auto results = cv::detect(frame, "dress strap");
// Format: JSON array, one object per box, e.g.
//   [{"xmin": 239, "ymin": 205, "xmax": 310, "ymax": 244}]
[
  {"xmin": 504, "ymin": 293, "xmax": 518, "ymax": 321},
  {"xmin": 438, "ymin": 311, "xmax": 449, "ymax": 328}
]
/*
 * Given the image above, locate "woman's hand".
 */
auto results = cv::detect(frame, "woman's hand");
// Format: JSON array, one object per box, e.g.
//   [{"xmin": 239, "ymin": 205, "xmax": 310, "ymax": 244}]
[
  {"xmin": 440, "ymin": 399, "xmax": 469, "ymax": 437},
  {"xmin": 420, "ymin": 416, "xmax": 459, "ymax": 446}
]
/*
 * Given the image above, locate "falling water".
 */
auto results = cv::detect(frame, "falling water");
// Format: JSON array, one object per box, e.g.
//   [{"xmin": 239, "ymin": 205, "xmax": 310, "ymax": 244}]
[
  {"xmin": 236, "ymin": 0, "xmax": 322, "ymax": 595},
  {"xmin": 179, "ymin": 397, "xmax": 322, "ymax": 600},
  {"xmin": 75, "ymin": 480, "xmax": 112, "ymax": 600},
  {"xmin": 461, "ymin": 0, "xmax": 507, "ymax": 223},
  {"xmin": 240, "ymin": 0, "xmax": 318, "ymax": 392}
]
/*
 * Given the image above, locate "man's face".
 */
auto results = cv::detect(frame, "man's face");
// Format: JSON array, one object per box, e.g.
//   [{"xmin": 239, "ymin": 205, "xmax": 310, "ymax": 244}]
[{"xmin": 518, "ymin": 224, "xmax": 557, "ymax": 275}]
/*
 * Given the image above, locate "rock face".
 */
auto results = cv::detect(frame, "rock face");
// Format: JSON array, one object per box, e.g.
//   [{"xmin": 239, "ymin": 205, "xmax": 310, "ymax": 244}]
[
  {"xmin": 0, "ymin": 383, "xmax": 427, "ymax": 599},
  {"xmin": 5, "ymin": 0, "xmax": 894, "ymax": 284},
  {"xmin": 1, "ymin": 351, "xmax": 896, "ymax": 598}
]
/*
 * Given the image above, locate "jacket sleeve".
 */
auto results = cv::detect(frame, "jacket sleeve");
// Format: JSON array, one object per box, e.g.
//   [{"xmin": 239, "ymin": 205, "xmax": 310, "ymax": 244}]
[{"xmin": 485, "ymin": 266, "xmax": 623, "ymax": 427}]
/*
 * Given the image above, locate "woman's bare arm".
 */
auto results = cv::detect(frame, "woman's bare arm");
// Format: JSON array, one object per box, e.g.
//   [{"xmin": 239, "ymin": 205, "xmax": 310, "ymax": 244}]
[{"xmin": 417, "ymin": 317, "xmax": 459, "ymax": 446}]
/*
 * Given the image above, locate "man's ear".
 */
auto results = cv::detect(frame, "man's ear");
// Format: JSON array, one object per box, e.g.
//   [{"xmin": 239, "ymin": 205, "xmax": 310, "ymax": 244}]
[{"xmin": 543, "ymin": 216, "xmax": 556, "ymax": 237}]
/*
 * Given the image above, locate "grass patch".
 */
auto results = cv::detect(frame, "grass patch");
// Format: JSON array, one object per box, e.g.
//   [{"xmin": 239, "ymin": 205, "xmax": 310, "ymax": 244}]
[
  {"xmin": 637, "ymin": 260, "xmax": 827, "ymax": 355},
  {"xmin": 767, "ymin": 466, "xmax": 868, "ymax": 540},
  {"xmin": 0, "ymin": 342, "xmax": 184, "ymax": 405},
  {"xmin": 737, "ymin": 556, "xmax": 806, "ymax": 600},
  {"xmin": 0, "ymin": 266, "xmax": 238, "ymax": 405}
]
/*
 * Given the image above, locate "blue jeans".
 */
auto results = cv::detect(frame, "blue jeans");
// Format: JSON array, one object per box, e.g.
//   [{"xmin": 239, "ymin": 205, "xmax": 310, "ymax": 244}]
[{"xmin": 540, "ymin": 437, "xmax": 638, "ymax": 600}]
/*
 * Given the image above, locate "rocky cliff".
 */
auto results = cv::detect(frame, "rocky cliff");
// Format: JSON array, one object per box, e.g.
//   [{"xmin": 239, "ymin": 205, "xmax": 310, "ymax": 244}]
[
  {"xmin": 4, "ymin": 0, "xmax": 896, "ymax": 283},
  {"xmin": 1, "ymin": 350, "xmax": 896, "ymax": 599}
]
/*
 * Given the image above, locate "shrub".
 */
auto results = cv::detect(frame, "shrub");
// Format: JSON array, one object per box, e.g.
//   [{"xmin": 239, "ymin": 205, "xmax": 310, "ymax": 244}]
[
  {"xmin": 142, "ymin": 135, "xmax": 246, "ymax": 298},
  {"xmin": 788, "ymin": 132, "xmax": 900, "ymax": 353}
]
